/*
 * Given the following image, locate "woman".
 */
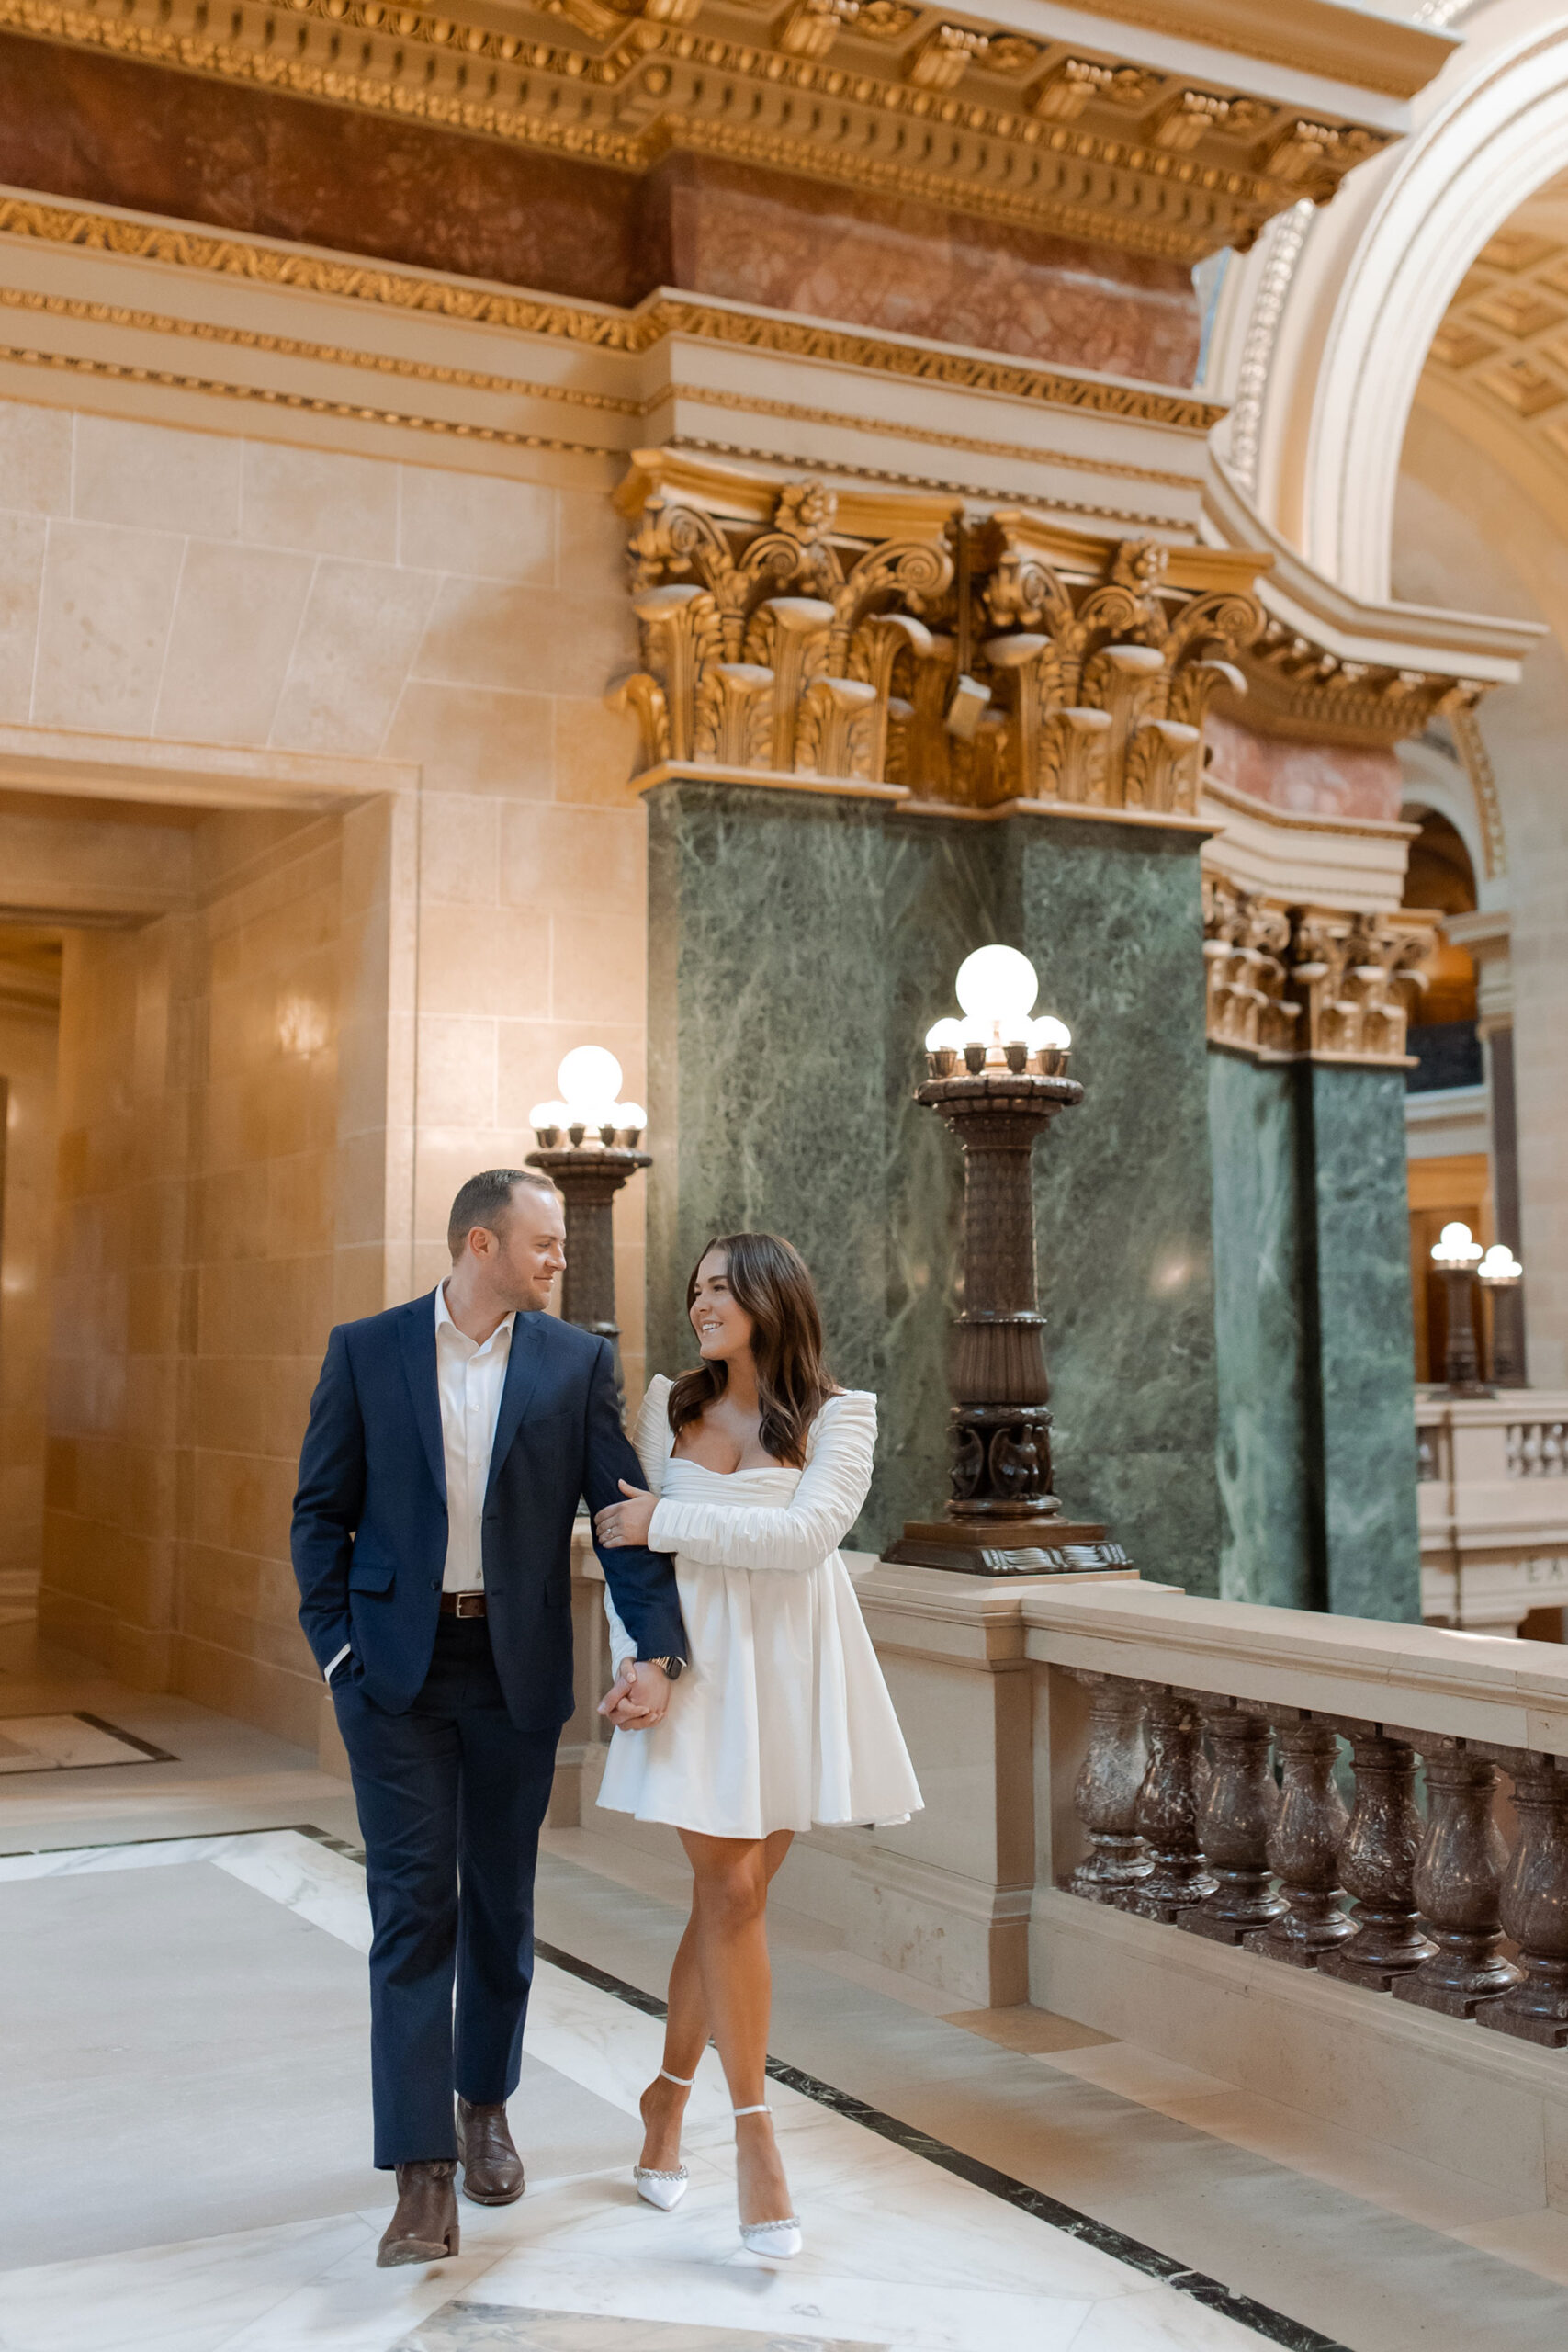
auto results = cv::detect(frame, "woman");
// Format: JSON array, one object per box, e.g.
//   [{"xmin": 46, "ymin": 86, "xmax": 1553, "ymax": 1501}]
[{"xmin": 592, "ymin": 1232, "xmax": 921, "ymax": 2261}]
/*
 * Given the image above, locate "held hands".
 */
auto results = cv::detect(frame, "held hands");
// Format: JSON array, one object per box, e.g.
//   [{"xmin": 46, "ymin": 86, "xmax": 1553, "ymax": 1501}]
[
  {"xmin": 597, "ymin": 1657, "xmax": 671, "ymax": 1731},
  {"xmin": 594, "ymin": 1478, "xmax": 658, "ymax": 1550}
]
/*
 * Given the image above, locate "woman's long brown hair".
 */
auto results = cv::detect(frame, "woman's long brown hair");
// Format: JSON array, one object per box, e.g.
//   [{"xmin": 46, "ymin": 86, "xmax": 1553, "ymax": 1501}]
[{"xmin": 668, "ymin": 1232, "xmax": 840, "ymax": 1468}]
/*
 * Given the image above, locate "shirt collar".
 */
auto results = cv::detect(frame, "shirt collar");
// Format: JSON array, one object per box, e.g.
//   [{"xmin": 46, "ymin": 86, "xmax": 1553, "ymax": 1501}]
[{"xmin": 434, "ymin": 1282, "xmax": 516, "ymax": 1352}]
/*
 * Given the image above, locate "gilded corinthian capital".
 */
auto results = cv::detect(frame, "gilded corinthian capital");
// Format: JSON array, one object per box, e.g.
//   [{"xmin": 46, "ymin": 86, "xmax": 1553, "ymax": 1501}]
[{"xmin": 610, "ymin": 452, "xmax": 1265, "ymax": 808}]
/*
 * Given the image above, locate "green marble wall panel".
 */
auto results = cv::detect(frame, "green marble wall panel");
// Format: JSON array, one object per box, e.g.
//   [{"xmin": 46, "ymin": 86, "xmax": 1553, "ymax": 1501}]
[
  {"xmin": 647, "ymin": 783, "xmax": 1224, "ymax": 1577},
  {"xmin": 645, "ymin": 781, "xmax": 894, "ymax": 1439},
  {"xmin": 1300, "ymin": 1061, "xmax": 1422, "ymax": 1623},
  {"xmin": 1011, "ymin": 820, "xmax": 1221, "ymax": 1596},
  {"xmin": 1207, "ymin": 1053, "xmax": 1314, "ymax": 1610}
]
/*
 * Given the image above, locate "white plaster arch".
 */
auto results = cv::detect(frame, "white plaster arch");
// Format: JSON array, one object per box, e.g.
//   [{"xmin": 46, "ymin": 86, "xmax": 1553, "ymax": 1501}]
[
  {"xmin": 1211, "ymin": 0, "xmax": 1568, "ymax": 601},
  {"xmin": 1395, "ymin": 737, "xmax": 1492, "ymax": 904}
]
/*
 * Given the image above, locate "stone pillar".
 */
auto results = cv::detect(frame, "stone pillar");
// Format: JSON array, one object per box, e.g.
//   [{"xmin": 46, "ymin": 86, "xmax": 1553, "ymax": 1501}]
[
  {"xmin": 646, "ymin": 783, "xmax": 1226, "ymax": 1582},
  {"xmin": 1297, "ymin": 1061, "xmax": 1422, "ymax": 1620}
]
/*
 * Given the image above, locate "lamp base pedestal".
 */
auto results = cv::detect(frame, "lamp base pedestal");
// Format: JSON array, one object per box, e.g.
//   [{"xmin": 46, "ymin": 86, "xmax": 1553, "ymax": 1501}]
[{"xmin": 884, "ymin": 1517, "xmax": 1130, "ymax": 1577}]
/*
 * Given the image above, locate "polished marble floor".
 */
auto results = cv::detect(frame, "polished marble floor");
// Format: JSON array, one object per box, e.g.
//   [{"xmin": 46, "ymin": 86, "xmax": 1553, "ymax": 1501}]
[{"xmin": 4, "ymin": 1623, "xmax": 1568, "ymax": 2352}]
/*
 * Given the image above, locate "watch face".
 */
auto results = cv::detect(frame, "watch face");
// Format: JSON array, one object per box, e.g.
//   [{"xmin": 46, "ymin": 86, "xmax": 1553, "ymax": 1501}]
[{"xmin": 664, "ymin": 1656, "xmax": 685, "ymax": 1680}]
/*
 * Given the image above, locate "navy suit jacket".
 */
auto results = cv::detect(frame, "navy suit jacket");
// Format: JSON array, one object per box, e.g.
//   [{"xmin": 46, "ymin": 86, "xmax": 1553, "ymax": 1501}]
[{"xmin": 291, "ymin": 1292, "xmax": 686, "ymax": 1729}]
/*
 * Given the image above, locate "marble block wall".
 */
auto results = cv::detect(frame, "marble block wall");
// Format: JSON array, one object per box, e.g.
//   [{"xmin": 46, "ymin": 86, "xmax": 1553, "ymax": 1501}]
[
  {"xmin": 645, "ymin": 783, "xmax": 1223, "ymax": 1587},
  {"xmin": 0, "ymin": 982, "xmax": 59, "ymax": 1597}
]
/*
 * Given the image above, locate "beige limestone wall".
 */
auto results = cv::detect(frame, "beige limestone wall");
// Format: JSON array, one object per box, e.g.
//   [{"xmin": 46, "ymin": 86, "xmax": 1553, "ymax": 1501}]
[
  {"xmin": 0, "ymin": 974, "xmax": 58, "ymax": 1598},
  {"xmin": 1394, "ymin": 403, "xmax": 1568, "ymax": 1385},
  {"xmin": 7, "ymin": 390, "xmax": 651, "ymax": 1737}
]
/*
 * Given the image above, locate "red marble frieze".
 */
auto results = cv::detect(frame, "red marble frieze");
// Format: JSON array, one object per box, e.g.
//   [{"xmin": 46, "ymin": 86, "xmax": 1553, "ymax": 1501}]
[{"xmin": 0, "ymin": 34, "xmax": 1200, "ymax": 383}]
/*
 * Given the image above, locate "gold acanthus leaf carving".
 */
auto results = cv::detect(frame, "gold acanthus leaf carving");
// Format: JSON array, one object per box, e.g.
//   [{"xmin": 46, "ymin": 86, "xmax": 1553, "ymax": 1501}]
[
  {"xmin": 1201, "ymin": 878, "xmax": 1438, "ymax": 1065},
  {"xmin": 615, "ymin": 454, "xmax": 1265, "ymax": 813}
]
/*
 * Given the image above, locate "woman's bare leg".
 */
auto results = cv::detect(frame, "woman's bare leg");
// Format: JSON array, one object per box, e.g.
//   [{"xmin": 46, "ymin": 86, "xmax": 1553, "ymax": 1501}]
[{"xmin": 637, "ymin": 1830, "xmax": 793, "ymax": 2189}]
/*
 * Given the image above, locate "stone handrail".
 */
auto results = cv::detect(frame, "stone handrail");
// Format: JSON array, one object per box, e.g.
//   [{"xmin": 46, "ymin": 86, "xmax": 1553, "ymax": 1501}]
[
  {"xmin": 1416, "ymin": 1389, "xmax": 1568, "ymax": 1633},
  {"xmin": 1025, "ymin": 1582, "xmax": 1568, "ymax": 2046}
]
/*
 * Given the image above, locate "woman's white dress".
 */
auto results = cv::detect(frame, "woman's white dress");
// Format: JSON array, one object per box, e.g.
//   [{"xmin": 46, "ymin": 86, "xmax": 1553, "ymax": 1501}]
[{"xmin": 596, "ymin": 1378, "xmax": 923, "ymax": 1839}]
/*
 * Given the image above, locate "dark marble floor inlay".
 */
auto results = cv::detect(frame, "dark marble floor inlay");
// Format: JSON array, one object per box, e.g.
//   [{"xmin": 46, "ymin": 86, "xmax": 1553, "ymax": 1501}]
[{"xmin": 535, "ymin": 1939, "xmax": 1349, "ymax": 2352}]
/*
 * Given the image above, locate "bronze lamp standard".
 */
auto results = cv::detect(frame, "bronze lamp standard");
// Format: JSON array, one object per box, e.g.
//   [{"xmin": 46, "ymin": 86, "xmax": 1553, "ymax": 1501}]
[
  {"xmin": 1430, "ymin": 1220, "xmax": 1486, "ymax": 1396},
  {"xmin": 1479, "ymin": 1242, "xmax": 1525, "ymax": 1387},
  {"xmin": 526, "ymin": 1045, "xmax": 649, "ymax": 1397},
  {"xmin": 886, "ymin": 944, "xmax": 1130, "ymax": 1577}
]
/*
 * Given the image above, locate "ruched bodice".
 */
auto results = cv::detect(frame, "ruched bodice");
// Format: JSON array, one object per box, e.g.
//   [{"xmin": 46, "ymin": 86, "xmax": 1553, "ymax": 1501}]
[{"xmin": 596, "ymin": 1377, "xmax": 923, "ymax": 1838}]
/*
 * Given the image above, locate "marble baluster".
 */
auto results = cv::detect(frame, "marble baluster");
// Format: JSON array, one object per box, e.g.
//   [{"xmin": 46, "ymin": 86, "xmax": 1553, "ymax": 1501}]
[
  {"xmin": 1250, "ymin": 1716, "xmax": 1353, "ymax": 1967},
  {"xmin": 1393, "ymin": 1743, "xmax": 1521, "ymax": 2017},
  {"xmin": 1130, "ymin": 1689, "xmax": 1216, "ymax": 1919},
  {"xmin": 1318, "ymin": 1728, "xmax": 1437, "ymax": 1990},
  {"xmin": 1180, "ymin": 1701, "xmax": 1284, "ymax": 1943},
  {"xmin": 1064, "ymin": 1672, "xmax": 1153, "ymax": 1904},
  {"xmin": 1479, "ymin": 1755, "xmax": 1568, "ymax": 2045}
]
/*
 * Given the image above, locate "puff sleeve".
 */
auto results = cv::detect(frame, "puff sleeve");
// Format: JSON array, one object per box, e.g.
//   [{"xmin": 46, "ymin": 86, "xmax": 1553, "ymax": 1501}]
[
  {"xmin": 603, "ymin": 1376, "xmax": 673, "ymax": 1671},
  {"xmin": 645, "ymin": 1391, "xmax": 874, "ymax": 1575}
]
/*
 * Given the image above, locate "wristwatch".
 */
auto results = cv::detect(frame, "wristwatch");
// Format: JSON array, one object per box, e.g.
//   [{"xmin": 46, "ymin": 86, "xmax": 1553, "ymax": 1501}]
[{"xmin": 643, "ymin": 1654, "xmax": 685, "ymax": 1680}]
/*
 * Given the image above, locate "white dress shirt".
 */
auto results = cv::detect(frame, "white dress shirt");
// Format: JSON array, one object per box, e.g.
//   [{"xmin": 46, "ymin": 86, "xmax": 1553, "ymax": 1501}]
[
  {"xmin": 434, "ymin": 1282, "xmax": 515, "ymax": 1592},
  {"xmin": 324, "ymin": 1284, "xmax": 515, "ymax": 1683}
]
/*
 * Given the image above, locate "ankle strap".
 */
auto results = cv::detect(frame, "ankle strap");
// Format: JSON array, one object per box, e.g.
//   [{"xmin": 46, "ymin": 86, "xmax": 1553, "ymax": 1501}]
[
  {"xmin": 660, "ymin": 2069, "xmax": 695, "ymax": 2087},
  {"xmin": 732, "ymin": 2103, "xmax": 771, "ymax": 2118}
]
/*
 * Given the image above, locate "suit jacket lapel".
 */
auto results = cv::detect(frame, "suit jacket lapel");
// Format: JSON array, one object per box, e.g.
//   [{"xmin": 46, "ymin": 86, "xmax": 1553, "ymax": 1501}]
[
  {"xmin": 398, "ymin": 1293, "xmax": 447, "ymax": 1503},
  {"xmin": 486, "ymin": 1313, "xmax": 547, "ymax": 1502}
]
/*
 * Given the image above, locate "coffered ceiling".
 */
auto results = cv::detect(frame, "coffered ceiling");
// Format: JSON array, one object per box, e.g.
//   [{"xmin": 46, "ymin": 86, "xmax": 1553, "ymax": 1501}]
[
  {"xmin": 1422, "ymin": 175, "xmax": 1568, "ymax": 481},
  {"xmin": 2, "ymin": 0, "xmax": 1443, "ymax": 261}
]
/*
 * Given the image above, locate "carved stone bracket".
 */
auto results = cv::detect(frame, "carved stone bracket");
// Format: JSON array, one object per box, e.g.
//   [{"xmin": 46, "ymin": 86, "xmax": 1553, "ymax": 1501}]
[
  {"xmin": 1202, "ymin": 874, "xmax": 1438, "ymax": 1067},
  {"xmin": 614, "ymin": 452, "xmax": 1265, "ymax": 816}
]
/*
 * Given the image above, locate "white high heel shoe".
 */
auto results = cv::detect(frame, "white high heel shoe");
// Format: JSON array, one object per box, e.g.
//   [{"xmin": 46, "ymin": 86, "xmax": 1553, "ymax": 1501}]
[
  {"xmin": 733, "ymin": 2103, "xmax": 801, "ymax": 2259},
  {"xmin": 633, "ymin": 2069, "xmax": 693, "ymax": 2211}
]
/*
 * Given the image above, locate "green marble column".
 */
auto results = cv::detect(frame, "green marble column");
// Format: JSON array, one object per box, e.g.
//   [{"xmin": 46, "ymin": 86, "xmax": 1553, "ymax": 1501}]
[
  {"xmin": 1298, "ymin": 1061, "xmax": 1422, "ymax": 1623},
  {"xmin": 1010, "ymin": 818, "xmax": 1221, "ymax": 1593},
  {"xmin": 646, "ymin": 782, "xmax": 1224, "ymax": 1586},
  {"xmin": 1208, "ymin": 1053, "xmax": 1314, "ymax": 1609}
]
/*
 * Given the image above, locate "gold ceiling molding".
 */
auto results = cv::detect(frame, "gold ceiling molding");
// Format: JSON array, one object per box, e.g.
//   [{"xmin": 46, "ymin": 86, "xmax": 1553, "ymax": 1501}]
[
  {"xmin": 1225, "ymin": 618, "xmax": 1494, "ymax": 751},
  {"xmin": 1202, "ymin": 874, "xmax": 1438, "ymax": 1067},
  {"xmin": 0, "ymin": 197, "xmax": 1227, "ymax": 431},
  {"xmin": 1053, "ymin": 0, "xmax": 1452, "ymax": 103},
  {"xmin": 670, "ymin": 388, "xmax": 1199, "ymax": 488},
  {"xmin": 0, "ymin": 334, "xmax": 618, "ymax": 455},
  {"xmin": 0, "ymin": 282, "xmax": 643, "ymax": 411},
  {"xmin": 0, "ymin": 0, "xmax": 1404, "ymax": 260},
  {"xmin": 613, "ymin": 448, "xmax": 1265, "ymax": 818},
  {"xmin": 667, "ymin": 434, "xmax": 1180, "ymax": 528}
]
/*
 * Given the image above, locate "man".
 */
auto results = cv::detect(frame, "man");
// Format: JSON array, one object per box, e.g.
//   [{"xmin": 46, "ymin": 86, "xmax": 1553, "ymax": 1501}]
[{"xmin": 291, "ymin": 1170, "xmax": 685, "ymax": 2266}]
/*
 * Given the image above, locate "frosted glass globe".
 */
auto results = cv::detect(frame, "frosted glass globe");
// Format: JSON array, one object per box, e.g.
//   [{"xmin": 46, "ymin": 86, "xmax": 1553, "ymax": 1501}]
[
  {"xmin": 924, "ymin": 1017, "xmax": 964, "ymax": 1052},
  {"xmin": 954, "ymin": 945, "xmax": 1038, "ymax": 1028},
  {"xmin": 1431, "ymin": 1221, "xmax": 1481, "ymax": 1265},
  {"xmin": 1032, "ymin": 1015, "xmax": 1072, "ymax": 1051},
  {"xmin": 558, "ymin": 1046, "xmax": 624, "ymax": 1112},
  {"xmin": 617, "ymin": 1102, "xmax": 647, "ymax": 1130},
  {"xmin": 528, "ymin": 1099, "xmax": 568, "ymax": 1129}
]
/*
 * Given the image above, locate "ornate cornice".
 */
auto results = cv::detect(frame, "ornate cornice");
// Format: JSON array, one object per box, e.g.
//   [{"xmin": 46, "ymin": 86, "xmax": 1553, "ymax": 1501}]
[
  {"xmin": 0, "ymin": 195, "xmax": 1226, "ymax": 433},
  {"xmin": 614, "ymin": 448, "xmax": 1266, "ymax": 818},
  {"xmin": 1202, "ymin": 872, "xmax": 1438, "ymax": 1066},
  {"xmin": 1225, "ymin": 617, "xmax": 1495, "ymax": 752},
  {"xmin": 0, "ymin": 0, "xmax": 1408, "ymax": 261}
]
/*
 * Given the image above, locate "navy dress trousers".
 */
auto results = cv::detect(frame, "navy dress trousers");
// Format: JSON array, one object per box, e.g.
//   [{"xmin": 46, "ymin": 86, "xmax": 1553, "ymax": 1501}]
[{"xmin": 291, "ymin": 1292, "xmax": 686, "ymax": 2166}]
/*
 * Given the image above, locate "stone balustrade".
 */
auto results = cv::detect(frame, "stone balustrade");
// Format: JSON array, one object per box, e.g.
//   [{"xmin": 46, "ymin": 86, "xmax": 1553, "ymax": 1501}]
[
  {"xmin": 1417, "ymin": 1389, "xmax": 1568, "ymax": 1633},
  {"xmin": 1027, "ymin": 1581, "xmax": 1568, "ymax": 2211}
]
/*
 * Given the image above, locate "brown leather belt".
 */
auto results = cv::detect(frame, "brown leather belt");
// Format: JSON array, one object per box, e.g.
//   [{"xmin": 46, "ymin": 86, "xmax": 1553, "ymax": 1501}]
[{"xmin": 439, "ymin": 1591, "xmax": 488, "ymax": 1619}]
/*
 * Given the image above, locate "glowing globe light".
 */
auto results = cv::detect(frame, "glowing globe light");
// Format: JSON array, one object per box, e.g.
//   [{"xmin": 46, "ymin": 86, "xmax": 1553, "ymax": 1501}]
[
  {"xmin": 1431, "ymin": 1221, "xmax": 1483, "ymax": 1269},
  {"xmin": 557, "ymin": 1045, "xmax": 624, "ymax": 1114},
  {"xmin": 1031, "ymin": 1014, "xmax": 1072, "ymax": 1052},
  {"xmin": 954, "ymin": 944, "xmax": 1038, "ymax": 1033},
  {"xmin": 924, "ymin": 1017, "xmax": 964, "ymax": 1054},
  {"xmin": 1479, "ymin": 1243, "xmax": 1523, "ymax": 1284}
]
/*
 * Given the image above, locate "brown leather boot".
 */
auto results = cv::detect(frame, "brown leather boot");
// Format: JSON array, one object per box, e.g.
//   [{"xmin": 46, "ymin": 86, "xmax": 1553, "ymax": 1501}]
[
  {"xmin": 376, "ymin": 2160, "xmax": 460, "ymax": 2266},
  {"xmin": 456, "ymin": 2096, "xmax": 525, "ymax": 2205}
]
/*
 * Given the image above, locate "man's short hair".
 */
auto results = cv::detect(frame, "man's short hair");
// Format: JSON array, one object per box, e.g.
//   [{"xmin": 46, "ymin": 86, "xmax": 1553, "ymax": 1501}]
[{"xmin": 446, "ymin": 1168, "xmax": 558, "ymax": 1259}]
